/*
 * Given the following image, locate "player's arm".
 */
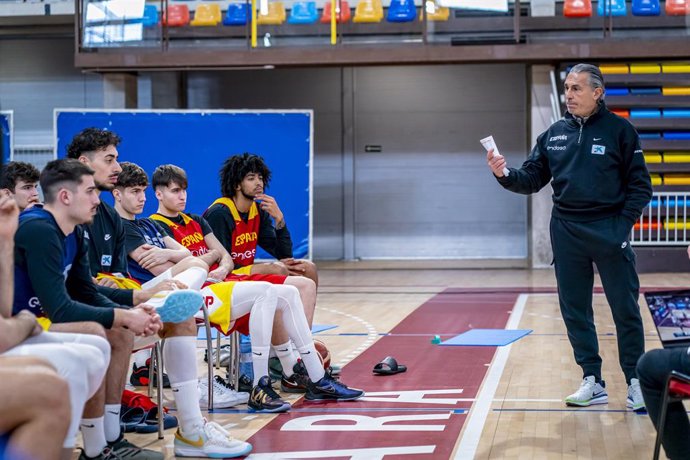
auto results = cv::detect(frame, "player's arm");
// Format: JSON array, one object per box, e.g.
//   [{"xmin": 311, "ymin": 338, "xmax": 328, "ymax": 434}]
[
  {"xmin": 204, "ymin": 206, "xmax": 236, "ymax": 254},
  {"xmin": 204, "ymin": 232, "xmax": 234, "ymax": 280}
]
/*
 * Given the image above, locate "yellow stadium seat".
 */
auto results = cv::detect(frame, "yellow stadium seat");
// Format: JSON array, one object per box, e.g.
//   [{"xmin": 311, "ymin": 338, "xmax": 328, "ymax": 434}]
[
  {"xmin": 662, "ymin": 87, "xmax": 690, "ymax": 96},
  {"xmin": 662, "ymin": 62, "xmax": 690, "ymax": 73},
  {"xmin": 422, "ymin": 0, "xmax": 449, "ymax": 20},
  {"xmin": 644, "ymin": 152, "xmax": 663, "ymax": 163},
  {"xmin": 257, "ymin": 2, "xmax": 286, "ymax": 24},
  {"xmin": 665, "ymin": 219, "xmax": 690, "ymax": 230},
  {"xmin": 650, "ymin": 174, "xmax": 662, "ymax": 186},
  {"xmin": 630, "ymin": 63, "xmax": 662, "ymax": 74},
  {"xmin": 663, "ymin": 174, "xmax": 690, "ymax": 185},
  {"xmin": 353, "ymin": 0, "xmax": 383, "ymax": 22},
  {"xmin": 190, "ymin": 3, "xmax": 221, "ymax": 26},
  {"xmin": 663, "ymin": 152, "xmax": 690, "ymax": 163},
  {"xmin": 599, "ymin": 63, "xmax": 629, "ymax": 74}
]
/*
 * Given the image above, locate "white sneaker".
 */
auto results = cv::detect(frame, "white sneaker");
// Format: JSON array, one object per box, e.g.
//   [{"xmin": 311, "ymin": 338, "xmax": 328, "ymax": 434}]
[
  {"xmin": 198, "ymin": 378, "xmax": 249, "ymax": 409},
  {"xmin": 174, "ymin": 421, "xmax": 252, "ymax": 458},
  {"xmin": 565, "ymin": 376, "xmax": 608, "ymax": 407},
  {"xmin": 626, "ymin": 378, "xmax": 646, "ymax": 411}
]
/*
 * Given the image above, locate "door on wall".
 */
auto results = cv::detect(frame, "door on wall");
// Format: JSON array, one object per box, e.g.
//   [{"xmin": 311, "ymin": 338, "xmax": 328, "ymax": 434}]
[{"xmin": 352, "ymin": 64, "xmax": 528, "ymax": 259}]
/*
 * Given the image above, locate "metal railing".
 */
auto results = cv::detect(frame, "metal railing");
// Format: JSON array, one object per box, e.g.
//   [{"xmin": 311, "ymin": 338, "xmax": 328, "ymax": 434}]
[{"xmin": 632, "ymin": 192, "xmax": 690, "ymax": 246}]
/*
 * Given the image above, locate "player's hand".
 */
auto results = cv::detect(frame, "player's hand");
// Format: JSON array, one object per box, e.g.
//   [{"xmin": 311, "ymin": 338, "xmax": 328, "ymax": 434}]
[
  {"xmin": 138, "ymin": 247, "xmax": 170, "ymax": 270},
  {"xmin": 280, "ymin": 258, "xmax": 307, "ymax": 276},
  {"xmin": 255, "ymin": 194, "xmax": 285, "ymax": 227},
  {"xmin": 94, "ymin": 276, "xmax": 118, "ymax": 288},
  {"xmin": 486, "ymin": 148, "xmax": 507, "ymax": 178},
  {"xmin": 0, "ymin": 192, "xmax": 19, "ymax": 241},
  {"xmin": 16, "ymin": 310, "xmax": 42, "ymax": 337},
  {"xmin": 208, "ymin": 266, "xmax": 230, "ymax": 282}
]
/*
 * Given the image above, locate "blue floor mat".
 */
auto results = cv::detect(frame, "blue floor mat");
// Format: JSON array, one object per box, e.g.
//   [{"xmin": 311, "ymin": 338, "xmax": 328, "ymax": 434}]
[{"xmin": 440, "ymin": 329, "xmax": 532, "ymax": 346}]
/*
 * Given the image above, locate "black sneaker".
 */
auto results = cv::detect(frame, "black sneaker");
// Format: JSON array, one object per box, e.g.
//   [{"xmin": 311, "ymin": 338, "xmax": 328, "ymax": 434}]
[
  {"xmin": 280, "ymin": 360, "xmax": 309, "ymax": 393},
  {"xmin": 248, "ymin": 375, "xmax": 291, "ymax": 413},
  {"xmin": 305, "ymin": 373, "xmax": 364, "ymax": 402},
  {"xmin": 78, "ymin": 447, "xmax": 121, "ymax": 460},
  {"xmin": 129, "ymin": 359, "xmax": 170, "ymax": 388},
  {"xmin": 108, "ymin": 436, "xmax": 163, "ymax": 459}
]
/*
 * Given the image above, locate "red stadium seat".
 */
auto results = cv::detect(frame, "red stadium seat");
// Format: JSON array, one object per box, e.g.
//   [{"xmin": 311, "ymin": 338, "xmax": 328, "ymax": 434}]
[
  {"xmin": 666, "ymin": 0, "xmax": 689, "ymax": 15},
  {"xmin": 162, "ymin": 4, "xmax": 190, "ymax": 27},
  {"xmin": 563, "ymin": 0, "xmax": 592, "ymax": 17},
  {"xmin": 321, "ymin": 1, "xmax": 352, "ymax": 23}
]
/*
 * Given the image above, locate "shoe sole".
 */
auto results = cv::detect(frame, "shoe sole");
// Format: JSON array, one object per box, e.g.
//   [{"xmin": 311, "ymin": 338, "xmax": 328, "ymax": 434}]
[
  {"xmin": 626, "ymin": 399, "xmax": 646, "ymax": 412},
  {"xmin": 156, "ymin": 290, "xmax": 204, "ymax": 323},
  {"xmin": 175, "ymin": 444, "xmax": 253, "ymax": 458},
  {"xmin": 304, "ymin": 393, "xmax": 364, "ymax": 402},
  {"xmin": 281, "ymin": 384, "xmax": 307, "ymax": 394},
  {"xmin": 565, "ymin": 394, "xmax": 608, "ymax": 407},
  {"xmin": 248, "ymin": 402, "xmax": 291, "ymax": 413}
]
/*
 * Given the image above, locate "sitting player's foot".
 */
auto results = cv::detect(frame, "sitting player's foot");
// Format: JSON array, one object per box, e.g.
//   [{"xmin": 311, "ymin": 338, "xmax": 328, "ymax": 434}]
[
  {"xmin": 108, "ymin": 435, "xmax": 163, "ymax": 459},
  {"xmin": 174, "ymin": 420, "xmax": 252, "ymax": 458},
  {"xmin": 78, "ymin": 447, "xmax": 119, "ymax": 460},
  {"xmin": 129, "ymin": 358, "xmax": 170, "ymax": 388},
  {"xmin": 150, "ymin": 289, "xmax": 204, "ymax": 323},
  {"xmin": 281, "ymin": 362, "xmax": 310, "ymax": 393},
  {"xmin": 305, "ymin": 372, "xmax": 364, "ymax": 402},
  {"xmin": 248, "ymin": 375, "xmax": 291, "ymax": 413},
  {"xmin": 198, "ymin": 377, "xmax": 249, "ymax": 409},
  {"xmin": 626, "ymin": 378, "xmax": 646, "ymax": 412},
  {"xmin": 565, "ymin": 376, "xmax": 608, "ymax": 407}
]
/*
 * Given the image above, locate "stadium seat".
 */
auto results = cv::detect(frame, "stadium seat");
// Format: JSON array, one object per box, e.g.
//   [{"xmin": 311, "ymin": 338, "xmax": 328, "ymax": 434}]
[
  {"xmin": 663, "ymin": 152, "xmax": 690, "ymax": 162},
  {"xmin": 606, "ymin": 87, "xmax": 629, "ymax": 95},
  {"xmin": 650, "ymin": 174, "xmax": 662, "ymax": 186},
  {"xmin": 387, "ymin": 0, "xmax": 416, "ymax": 22},
  {"xmin": 632, "ymin": 0, "xmax": 660, "ymax": 15},
  {"xmin": 664, "ymin": 109, "xmax": 690, "ymax": 117},
  {"xmin": 630, "ymin": 62, "xmax": 661, "ymax": 73},
  {"xmin": 597, "ymin": 0, "xmax": 627, "ymax": 16},
  {"xmin": 662, "ymin": 62, "xmax": 690, "ymax": 73},
  {"xmin": 142, "ymin": 4, "xmax": 158, "ymax": 27},
  {"xmin": 530, "ymin": 0, "xmax": 556, "ymax": 16},
  {"xmin": 664, "ymin": 174, "xmax": 690, "ymax": 185},
  {"xmin": 611, "ymin": 109, "xmax": 630, "ymax": 118},
  {"xmin": 422, "ymin": 0, "xmax": 449, "ymax": 20},
  {"xmin": 353, "ymin": 0, "xmax": 383, "ymax": 23},
  {"xmin": 320, "ymin": 1, "xmax": 352, "ymax": 23},
  {"xmin": 223, "ymin": 3, "xmax": 249, "ymax": 25},
  {"xmin": 162, "ymin": 4, "xmax": 190, "ymax": 27},
  {"xmin": 190, "ymin": 3, "xmax": 222, "ymax": 26},
  {"xmin": 599, "ymin": 63, "xmax": 629, "ymax": 74},
  {"xmin": 288, "ymin": 1, "xmax": 318, "ymax": 23},
  {"xmin": 663, "ymin": 87, "xmax": 690, "ymax": 96},
  {"xmin": 630, "ymin": 109, "xmax": 662, "ymax": 118},
  {"xmin": 257, "ymin": 2, "xmax": 287, "ymax": 25},
  {"xmin": 563, "ymin": 0, "xmax": 592, "ymax": 17},
  {"xmin": 643, "ymin": 152, "xmax": 662, "ymax": 163},
  {"xmin": 665, "ymin": 0, "xmax": 689, "ymax": 15}
]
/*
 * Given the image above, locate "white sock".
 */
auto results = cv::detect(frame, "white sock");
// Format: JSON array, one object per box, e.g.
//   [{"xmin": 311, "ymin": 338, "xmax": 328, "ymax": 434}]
[
  {"xmin": 80, "ymin": 417, "xmax": 107, "ymax": 458},
  {"xmin": 133, "ymin": 349, "xmax": 150, "ymax": 368},
  {"xmin": 103, "ymin": 404, "xmax": 121, "ymax": 443},
  {"xmin": 273, "ymin": 341, "xmax": 298, "ymax": 378},
  {"xmin": 173, "ymin": 380, "xmax": 205, "ymax": 438},
  {"xmin": 297, "ymin": 343, "xmax": 325, "ymax": 382},
  {"xmin": 251, "ymin": 345, "xmax": 271, "ymax": 386}
]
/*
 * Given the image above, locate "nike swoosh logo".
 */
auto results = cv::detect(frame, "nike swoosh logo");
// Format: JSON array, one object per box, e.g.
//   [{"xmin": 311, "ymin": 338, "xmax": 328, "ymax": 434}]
[
  {"xmin": 107, "ymin": 411, "xmax": 119, "ymax": 415},
  {"xmin": 81, "ymin": 424, "xmax": 96, "ymax": 428},
  {"xmin": 253, "ymin": 352, "xmax": 263, "ymax": 356},
  {"xmin": 172, "ymin": 388, "xmax": 180, "ymax": 392},
  {"xmin": 593, "ymin": 138, "xmax": 602, "ymax": 141},
  {"xmin": 303, "ymin": 351, "xmax": 311, "ymax": 355},
  {"xmin": 181, "ymin": 435, "xmax": 205, "ymax": 448},
  {"xmin": 277, "ymin": 348, "xmax": 289, "ymax": 352}
]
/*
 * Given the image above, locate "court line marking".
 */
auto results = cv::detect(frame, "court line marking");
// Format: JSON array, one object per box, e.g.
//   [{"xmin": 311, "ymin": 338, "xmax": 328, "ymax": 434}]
[{"xmin": 453, "ymin": 293, "xmax": 528, "ymax": 460}]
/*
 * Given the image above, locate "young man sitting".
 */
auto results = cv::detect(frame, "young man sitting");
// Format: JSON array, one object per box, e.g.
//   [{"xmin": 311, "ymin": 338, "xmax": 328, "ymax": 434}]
[{"xmin": 0, "ymin": 161, "xmax": 40, "ymax": 211}]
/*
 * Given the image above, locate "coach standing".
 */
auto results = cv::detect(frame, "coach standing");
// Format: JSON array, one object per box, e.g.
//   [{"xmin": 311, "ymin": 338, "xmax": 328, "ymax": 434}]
[{"xmin": 487, "ymin": 63, "xmax": 652, "ymax": 411}]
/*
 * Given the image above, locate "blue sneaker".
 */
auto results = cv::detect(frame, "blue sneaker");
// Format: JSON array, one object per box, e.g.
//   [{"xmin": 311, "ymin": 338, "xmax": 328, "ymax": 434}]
[
  {"xmin": 153, "ymin": 289, "xmax": 203, "ymax": 324},
  {"xmin": 305, "ymin": 372, "xmax": 364, "ymax": 401}
]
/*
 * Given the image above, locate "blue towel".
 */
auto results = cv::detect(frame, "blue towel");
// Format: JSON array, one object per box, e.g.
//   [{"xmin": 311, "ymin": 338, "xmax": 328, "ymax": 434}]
[{"xmin": 440, "ymin": 329, "xmax": 532, "ymax": 346}]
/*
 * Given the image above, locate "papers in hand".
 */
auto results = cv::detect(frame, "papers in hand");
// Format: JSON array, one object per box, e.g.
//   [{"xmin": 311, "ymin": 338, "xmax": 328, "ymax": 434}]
[{"xmin": 480, "ymin": 135, "xmax": 510, "ymax": 177}]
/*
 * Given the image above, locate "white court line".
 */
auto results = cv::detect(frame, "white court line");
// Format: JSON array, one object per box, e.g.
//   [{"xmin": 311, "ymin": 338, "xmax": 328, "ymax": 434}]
[{"xmin": 453, "ymin": 293, "xmax": 529, "ymax": 460}]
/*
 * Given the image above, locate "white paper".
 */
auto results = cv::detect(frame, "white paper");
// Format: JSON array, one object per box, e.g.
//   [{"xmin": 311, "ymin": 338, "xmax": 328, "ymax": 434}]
[{"xmin": 480, "ymin": 135, "xmax": 509, "ymax": 177}]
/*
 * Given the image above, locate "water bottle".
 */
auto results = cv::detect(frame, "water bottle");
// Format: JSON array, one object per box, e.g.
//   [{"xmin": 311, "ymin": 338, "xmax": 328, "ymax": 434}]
[{"xmin": 239, "ymin": 334, "xmax": 253, "ymax": 381}]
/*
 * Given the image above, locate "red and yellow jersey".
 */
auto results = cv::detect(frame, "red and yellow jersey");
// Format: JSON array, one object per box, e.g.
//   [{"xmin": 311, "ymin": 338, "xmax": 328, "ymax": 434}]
[
  {"xmin": 209, "ymin": 197, "xmax": 260, "ymax": 266},
  {"xmin": 150, "ymin": 212, "xmax": 210, "ymax": 254}
]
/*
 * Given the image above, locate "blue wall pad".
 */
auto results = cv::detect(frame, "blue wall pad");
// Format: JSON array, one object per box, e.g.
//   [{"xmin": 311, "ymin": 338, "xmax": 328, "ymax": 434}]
[
  {"xmin": 440, "ymin": 329, "xmax": 532, "ymax": 346},
  {"xmin": 640, "ymin": 132, "xmax": 662, "ymax": 139},
  {"xmin": 198, "ymin": 326, "xmax": 219, "ymax": 340},
  {"xmin": 664, "ymin": 109, "xmax": 690, "ymax": 118},
  {"xmin": 606, "ymin": 87, "xmax": 629, "ymax": 96},
  {"xmin": 630, "ymin": 87, "xmax": 662, "ymax": 95},
  {"xmin": 665, "ymin": 132, "xmax": 690, "ymax": 140},
  {"xmin": 1, "ymin": 112, "xmax": 10, "ymax": 164},
  {"xmin": 311, "ymin": 324, "xmax": 338, "ymax": 334},
  {"xmin": 630, "ymin": 109, "xmax": 661, "ymax": 118},
  {"xmin": 55, "ymin": 110, "xmax": 313, "ymax": 259}
]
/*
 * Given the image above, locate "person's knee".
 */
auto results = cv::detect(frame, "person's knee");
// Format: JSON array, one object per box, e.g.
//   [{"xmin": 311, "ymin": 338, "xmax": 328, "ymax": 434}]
[
  {"xmin": 40, "ymin": 372, "xmax": 71, "ymax": 420},
  {"xmin": 636, "ymin": 349, "xmax": 664, "ymax": 386},
  {"xmin": 182, "ymin": 256, "xmax": 209, "ymax": 273},
  {"xmin": 105, "ymin": 327, "xmax": 134, "ymax": 353}
]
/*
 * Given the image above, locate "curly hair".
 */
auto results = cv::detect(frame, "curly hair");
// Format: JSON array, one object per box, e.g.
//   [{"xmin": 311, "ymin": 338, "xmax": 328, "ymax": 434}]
[
  {"xmin": 66, "ymin": 127, "xmax": 121, "ymax": 159},
  {"xmin": 219, "ymin": 153, "xmax": 271, "ymax": 198},
  {"xmin": 152, "ymin": 164, "xmax": 188, "ymax": 190},
  {"xmin": 0, "ymin": 161, "xmax": 40, "ymax": 190},
  {"xmin": 115, "ymin": 162, "xmax": 149, "ymax": 189}
]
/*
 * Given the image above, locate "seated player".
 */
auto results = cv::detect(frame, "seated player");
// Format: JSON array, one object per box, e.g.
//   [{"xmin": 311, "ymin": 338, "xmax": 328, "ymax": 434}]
[
  {"xmin": 150, "ymin": 163, "xmax": 323, "ymax": 392},
  {"xmin": 115, "ymin": 162, "xmax": 364, "ymax": 413},
  {"xmin": 0, "ymin": 161, "xmax": 40, "ymax": 211}
]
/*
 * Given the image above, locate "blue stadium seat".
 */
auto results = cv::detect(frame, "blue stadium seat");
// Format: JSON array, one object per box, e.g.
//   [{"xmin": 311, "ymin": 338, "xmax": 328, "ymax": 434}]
[
  {"xmin": 223, "ymin": 3, "xmax": 249, "ymax": 25},
  {"xmin": 142, "ymin": 5, "xmax": 158, "ymax": 26},
  {"xmin": 597, "ymin": 0, "xmax": 627, "ymax": 16},
  {"xmin": 635, "ymin": 0, "xmax": 662, "ymax": 14},
  {"xmin": 288, "ymin": 1, "xmax": 318, "ymax": 23},
  {"xmin": 387, "ymin": 0, "xmax": 416, "ymax": 22},
  {"xmin": 632, "ymin": 0, "xmax": 660, "ymax": 15}
]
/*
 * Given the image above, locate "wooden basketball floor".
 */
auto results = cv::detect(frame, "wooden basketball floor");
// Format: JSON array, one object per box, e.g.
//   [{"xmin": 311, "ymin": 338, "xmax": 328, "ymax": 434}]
[{"xmin": 120, "ymin": 265, "xmax": 689, "ymax": 459}]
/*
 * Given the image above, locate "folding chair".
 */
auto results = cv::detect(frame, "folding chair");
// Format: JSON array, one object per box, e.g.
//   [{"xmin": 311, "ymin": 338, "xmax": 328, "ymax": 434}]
[{"xmin": 653, "ymin": 370, "xmax": 690, "ymax": 460}]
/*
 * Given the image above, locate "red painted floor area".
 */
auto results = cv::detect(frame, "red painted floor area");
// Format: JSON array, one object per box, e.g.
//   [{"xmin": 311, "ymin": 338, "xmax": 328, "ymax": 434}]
[{"xmin": 244, "ymin": 291, "xmax": 518, "ymax": 459}]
